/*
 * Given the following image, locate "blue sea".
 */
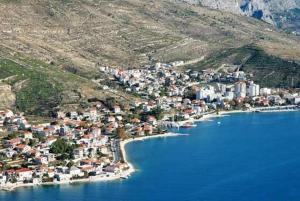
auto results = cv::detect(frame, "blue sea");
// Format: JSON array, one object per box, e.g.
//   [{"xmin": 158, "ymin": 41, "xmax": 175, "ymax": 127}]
[{"xmin": 1, "ymin": 112, "xmax": 300, "ymax": 201}]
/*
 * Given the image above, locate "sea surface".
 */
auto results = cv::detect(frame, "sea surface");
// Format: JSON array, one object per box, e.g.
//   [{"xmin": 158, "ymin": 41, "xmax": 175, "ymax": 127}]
[{"xmin": 1, "ymin": 112, "xmax": 300, "ymax": 201}]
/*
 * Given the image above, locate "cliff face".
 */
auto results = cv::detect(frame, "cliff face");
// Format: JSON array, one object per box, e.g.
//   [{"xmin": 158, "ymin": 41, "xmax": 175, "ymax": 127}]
[{"xmin": 186, "ymin": 0, "xmax": 300, "ymax": 29}]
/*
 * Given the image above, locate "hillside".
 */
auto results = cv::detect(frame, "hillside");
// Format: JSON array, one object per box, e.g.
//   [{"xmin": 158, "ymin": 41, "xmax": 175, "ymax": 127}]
[
  {"xmin": 0, "ymin": 0, "xmax": 300, "ymax": 116},
  {"xmin": 188, "ymin": 45, "xmax": 300, "ymax": 88},
  {"xmin": 0, "ymin": 50, "xmax": 136, "ymax": 117},
  {"xmin": 1, "ymin": 0, "xmax": 300, "ymax": 72}
]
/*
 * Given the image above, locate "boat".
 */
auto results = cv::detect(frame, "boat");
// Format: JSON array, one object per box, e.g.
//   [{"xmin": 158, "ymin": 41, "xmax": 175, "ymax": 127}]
[
  {"xmin": 120, "ymin": 175, "xmax": 129, "ymax": 179},
  {"xmin": 181, "ymin": 122, "xmax": 197, "ymax": 128}
]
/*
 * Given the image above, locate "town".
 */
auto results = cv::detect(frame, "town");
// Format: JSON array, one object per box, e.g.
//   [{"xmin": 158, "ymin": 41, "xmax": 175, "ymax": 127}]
[{"xmin": 1, "ymin": 61, "xmax": 300, "ymax": 190}]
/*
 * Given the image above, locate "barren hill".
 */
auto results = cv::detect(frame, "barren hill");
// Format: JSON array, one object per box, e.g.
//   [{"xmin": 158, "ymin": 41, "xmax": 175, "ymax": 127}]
[
  {"xmin": 1, "ymin": 0, "xmax": 299, "ymax": 73},
  {"xmin": 0, "ymin": 0, "xmax": 300, "ymax": 115}
]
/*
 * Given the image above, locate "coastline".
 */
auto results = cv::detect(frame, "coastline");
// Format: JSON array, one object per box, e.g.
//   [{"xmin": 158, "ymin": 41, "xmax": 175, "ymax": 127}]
[
  {"xmin": 0, "ymin": 133, "xmax": 187, "ymax": 192},
  {"xmin": 1, "ymin": 107, "xmax": 298, "ymax": 192},
  {"xmin": 119, "ymin": 132, "xmax": 189, "ymax": 178},
  {"xmin": 180, "ymin": 106, "xmax": 300, "ymax": 126}
]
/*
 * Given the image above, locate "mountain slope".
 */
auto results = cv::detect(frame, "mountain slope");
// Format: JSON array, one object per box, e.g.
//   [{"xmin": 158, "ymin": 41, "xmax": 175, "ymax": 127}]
[
  {"xmin": 188, "ymin": 45, "xmax": 300, "ymax": 88},
  {"xmin": 0, "ymin": 0, "xmax": 300, "ymax": 115},
  {"xmin": 0, "ymin": 0, "xmax": 299, "ymax": 73}
]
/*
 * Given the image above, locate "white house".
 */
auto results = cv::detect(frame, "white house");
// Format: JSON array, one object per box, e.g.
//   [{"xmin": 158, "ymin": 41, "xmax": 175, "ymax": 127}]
[
  {"xmin": 0, "ymin": 173, "xmax": 7, "ymax": 185},
  {"xmin": 55, "ymin": 173, "xmax": 72, "ymax": 182},
  {"xmin": 68, "ymin": 167, "xmax": 83, "ymax": 177},
  {"xmin": 16, "ymin": 168, "xmax": 33, "ymax": 181},
  {"xmin": 73, "ymin": 147, "xmax": 84, "ymax": 159}
]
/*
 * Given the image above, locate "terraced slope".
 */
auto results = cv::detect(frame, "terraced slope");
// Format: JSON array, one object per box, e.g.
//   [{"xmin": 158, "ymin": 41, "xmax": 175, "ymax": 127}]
[
  {"xmin": 0, "ymin": 50, "xmax": 135, "ymax": 116},
  {"xmin": 0, "ymin": 0, "xmax": 300, "ymax": 115},
  {"xmin": 0, "ymin": 0, "xmax": 299, "ymax": 75}
]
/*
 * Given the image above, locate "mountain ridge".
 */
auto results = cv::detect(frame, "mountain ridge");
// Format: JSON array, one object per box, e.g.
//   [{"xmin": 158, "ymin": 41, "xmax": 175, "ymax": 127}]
[{"xmin": 185, "ymin": 0, "xmax": 300, "ymax": 31}]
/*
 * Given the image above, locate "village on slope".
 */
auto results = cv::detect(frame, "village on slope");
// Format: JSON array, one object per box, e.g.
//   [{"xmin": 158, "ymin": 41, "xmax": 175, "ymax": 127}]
[{"xmin": 1, "ymin": 61, "xmax": 300, "ymax": 190}]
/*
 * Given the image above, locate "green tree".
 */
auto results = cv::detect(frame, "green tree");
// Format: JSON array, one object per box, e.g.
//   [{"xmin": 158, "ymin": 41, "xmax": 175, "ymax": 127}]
[
  {"xmin": 67, "ymin": 161, "xmax": 75, "ymax": 168},
  {"xmin": 50, "ymin": 138, "xmax": 77, "ymax": 159}
]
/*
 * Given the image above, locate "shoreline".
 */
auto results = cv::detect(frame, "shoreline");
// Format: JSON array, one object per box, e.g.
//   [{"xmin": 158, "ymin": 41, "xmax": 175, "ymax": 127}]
[
  {"xmin": 178, "ymin": 106, "xmax": 300, "ymax": 126},
  {"xmin": 119, "ymin": 132, "xmax": 189, "ymax": 178},
  {"xmin": 0, "ymin": 133, "xmax": 187, "ymax": 192},
  {"xmin": 1, "ymin": 107, "xmax": 298, "ymax": 192}
]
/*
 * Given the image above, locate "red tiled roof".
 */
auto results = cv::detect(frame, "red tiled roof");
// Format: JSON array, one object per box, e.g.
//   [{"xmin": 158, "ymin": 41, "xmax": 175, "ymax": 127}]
[
  {"xmin": 16, "ymin": 144, "xmax": 29, "ymax": 149},
  {"xmin": 16, "ymin": 168, "xmax": 32, "ymax": 173}
]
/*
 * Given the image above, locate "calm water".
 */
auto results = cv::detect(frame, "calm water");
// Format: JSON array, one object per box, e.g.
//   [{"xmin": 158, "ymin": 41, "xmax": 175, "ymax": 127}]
[{"xmin": 1, "ymin": 112, "xmax": 300, "ymax": 201}]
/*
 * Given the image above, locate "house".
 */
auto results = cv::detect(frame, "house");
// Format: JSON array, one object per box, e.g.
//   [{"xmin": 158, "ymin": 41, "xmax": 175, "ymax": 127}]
[
  {"xmin": 100, "ymin": 146, "xmax": 109, "ymax": 155},
  {"xmin": 7, "ymin": 125, "xmax": 18, "ymax": 133},
  {"xmin": 4, "ymin": 138, "xmax": 21, "ymax": 148},
  {"xmin": 295, "ymin": 96, "xmax": 300, "ymax": 104},
  {"xmin": 107, "ymin": 116, "xmax": 116, "ymax": 123},
  {"xmin": 105, "ymin": 124, "xmax": 115, "ymax": 134},
  {"xmin": 143, "ymin": 105, "xmax": 151, "ymax": 112},
  {"xmin": 46, "ymin": 127, "xmax": 57, "ymax": 135},
  {"xmin": 99, "ymin": 136, "xmax": 109, "ymax": 146},
  {"xmin": 35, "ymin": 156, "xmax": 48, "ymax": 165},
  {"xmin": 82, "ymin": 166, "xmax": 96, "ymax": 174},
  {"xmin": 90, "ymin": 107, "xmax": 98, "ymax": 120},
  {"xmin": 23, "ymin": 131, "xmax": 33, "ymax": 139},
  {"xmin": 103, "ymin": 165, "xmax": 117, "ymax": 173},
  {"xmin": 130, "ymin": 118, "xmax": 141, "ymax": 124},
  {"xmin": 91, "ymin": 127, "xmax": 101, "ymax": 138},
  {"xmin": 4, "ymin": 149, "xmax": 16, "ymax": 158},
  {"xmin": 4, "ymin": 169, "xmax": 16, "ymax": 182},
  {"xmin": 4, "ymin": 110, "xmax": 14, "ymax": 118},
  {"xmin": 47, "ymin": 153, "xmax": 56, "ymax": 162},
  {"xmin": 70, "ymin": 111, "xmax": 78, "ymax": 119},
  {"xmin": 55, "ymin": 173, "xmax": 72, "ymax": 182},
  {"xmin": 268, "ymin": 95, "xmax": 285, "ymax": 105},
  {"xmin": 113, "ymin": 105, "xmax": 121, "ymax": 114},
  {"xmin": 16, "ymin": 168, "xmax": 33, "ymax": 181},
  {"xmin": 16, "ymin": 144, "xmax": 31, "ymax": 153},
  {"xmin": 0, "ymin": 172, "xmax": 7, "ymax": 184},
  {"xmin": 183, "ymin": 98, "xmax": 192, "ymax": 105},
  {"xmin": 80, "ymin": 159, "xmax": 94, "ymax": 166},
  {"xmin": 48, "ymin": 169, "xmax": 55, "ymax": 178},
  {"xmin": 73, "ymin": 147, "xmax": 84, "ymax": 159},
  {"xmin": 143, "ymin": 124, "xmax": 153, "ymax": 135},
  {"xmin": 135, "ymin": 127, "xmax": 144, "ymax": 136},
  {"xmin": 147, "ymin": 116, "xmax": 157, "ymax": 125},
  {"xmin": 83, "ymin": 112, "xmax": 91, "ymax": 120},
  {"xmin": 68, "ymin": 167, "xmax": 83, "ymax": 177}
]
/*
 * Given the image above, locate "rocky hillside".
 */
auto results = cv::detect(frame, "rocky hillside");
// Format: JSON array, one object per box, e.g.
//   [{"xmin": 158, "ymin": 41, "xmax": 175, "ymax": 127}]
[
  {"xmin": 0, "ymin": 0, "xmax": 300, "ymax": 116},
  {"xmin": 1, "ymin": 0, "xmax": 299, "ymax": 72},
  {"xmin": 186, "ymin": 0, "xmax": 300, "ymax": 31}
]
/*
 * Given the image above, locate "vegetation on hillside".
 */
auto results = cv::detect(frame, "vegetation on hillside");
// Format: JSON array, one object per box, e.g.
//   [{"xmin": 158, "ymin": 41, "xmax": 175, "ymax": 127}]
[
  {"xmin": 241, "ymin": 46, "xmax": 300, "ymax": 88},
  {"xmin": 0, "ymin": 59, "xmax": 62, "ymax": 116},
  {"xmin": 192, "ymin": 45, "xmax": 300, "ymax": 87}
]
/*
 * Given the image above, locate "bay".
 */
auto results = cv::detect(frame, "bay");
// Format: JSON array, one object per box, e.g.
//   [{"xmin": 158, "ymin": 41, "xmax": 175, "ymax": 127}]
[{"xmin": 1, "ymin": 112, "xmax": 300, "ymax": 201}]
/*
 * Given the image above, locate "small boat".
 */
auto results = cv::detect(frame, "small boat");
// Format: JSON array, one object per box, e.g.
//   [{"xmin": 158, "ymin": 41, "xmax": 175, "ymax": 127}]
[
  {"xmin": 181, "ymin": 122, "xmax": 197, "ymax": 128},
  {"xmin": 120, "ymin": 176, "xmax": 128, "ymax": 179}
]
